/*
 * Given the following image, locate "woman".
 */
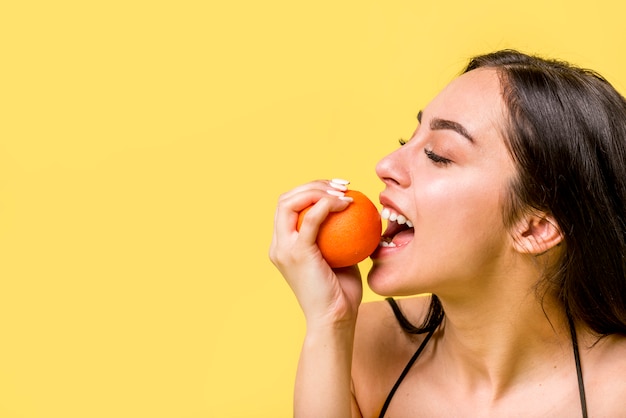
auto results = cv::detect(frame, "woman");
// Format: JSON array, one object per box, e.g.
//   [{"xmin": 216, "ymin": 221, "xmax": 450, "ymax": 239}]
[{"xmin": 269, "ymin": 50, "xmax": 626, "ymax": 417}]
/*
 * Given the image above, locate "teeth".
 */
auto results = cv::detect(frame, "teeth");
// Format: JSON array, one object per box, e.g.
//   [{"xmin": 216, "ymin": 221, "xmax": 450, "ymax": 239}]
[
  {"xmin": 380, "ymin": 240, "xmax": 396, "ymax": 248},
  {"xmin": 380, "ymin": 206, "xmax": 413, "ymax": 227}
]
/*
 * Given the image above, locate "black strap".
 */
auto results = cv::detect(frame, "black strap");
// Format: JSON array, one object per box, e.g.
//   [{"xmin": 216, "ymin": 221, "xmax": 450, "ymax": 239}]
[
  {"xmin": 568, "ymin": 313, "xmax": 588, "ymax": 418},
  {"xmin": 378, "ymin": 309, "xmax": 588, "ymax": 418},
  {"xmin": 378, "ymin": 327, "xmax": 435, "ymax": 418}
]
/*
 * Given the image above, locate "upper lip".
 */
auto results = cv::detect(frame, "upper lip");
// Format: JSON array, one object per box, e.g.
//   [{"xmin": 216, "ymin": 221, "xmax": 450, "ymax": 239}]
[
  {"xmin": 379, "ymin": 194, "xmax": 405, "ymax": 217},
  {"xmin": 379, "ymin": 194, "xmax": 413, "ymax": 227},
  {"xmin": 379, "ymin": 194, "xmax": 398, "ymax": 212}
]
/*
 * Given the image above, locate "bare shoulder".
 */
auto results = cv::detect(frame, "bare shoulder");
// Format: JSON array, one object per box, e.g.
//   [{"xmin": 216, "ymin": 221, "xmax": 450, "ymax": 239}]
[
  {"xmin": 585, "ymin": 333, "xmax": 626, "ymax": 414},
  {"xmin": 352, "ymin": 296, "xmax": 432, "ymax": 371},
  {"xmin": 351, "ymin": 296, "xmax": 433, "ymax": 416},
  {"xmin": 354, "ymin": 296, "xmax": 432, "ymax": 354}
]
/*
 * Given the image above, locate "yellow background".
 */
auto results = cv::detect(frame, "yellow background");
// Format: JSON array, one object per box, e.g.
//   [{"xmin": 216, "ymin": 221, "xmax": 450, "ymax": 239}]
[{"xmin": 1, "ymin": 0, "xmax": 625, "ymax": 417}]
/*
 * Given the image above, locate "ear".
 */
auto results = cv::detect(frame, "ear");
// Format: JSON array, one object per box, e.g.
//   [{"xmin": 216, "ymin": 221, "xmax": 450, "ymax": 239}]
[{"xmin": 511, "ymin": 212, "xmax": 563, "ymax": 255}]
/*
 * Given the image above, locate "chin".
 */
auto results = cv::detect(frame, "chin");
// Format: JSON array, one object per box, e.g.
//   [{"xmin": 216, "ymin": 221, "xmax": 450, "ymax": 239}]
[
  {"xmin": 367, "ymin": 263, "xmax": 411, "ymax": 297},
  {"xmin": 368, "ymin": 258, "xmax": 440, "ymax": 298}
]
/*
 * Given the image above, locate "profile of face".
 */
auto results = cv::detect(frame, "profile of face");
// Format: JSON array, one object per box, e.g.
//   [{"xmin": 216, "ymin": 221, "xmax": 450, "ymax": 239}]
[{"xmin": 369, "ymin": 68, "xmax": 519, "ymax": 297}]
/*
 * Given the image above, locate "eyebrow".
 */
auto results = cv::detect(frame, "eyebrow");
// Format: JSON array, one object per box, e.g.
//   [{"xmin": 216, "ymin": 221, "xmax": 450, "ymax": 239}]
[{"xmin": 417, "ymin": 110, "xmax": 475, "ymax": 143}]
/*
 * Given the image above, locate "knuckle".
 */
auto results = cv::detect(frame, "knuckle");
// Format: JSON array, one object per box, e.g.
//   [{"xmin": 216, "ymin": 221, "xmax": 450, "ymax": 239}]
[{"xmin": 277, "ymin": 191, "xmax": 290, "ymax": 202}]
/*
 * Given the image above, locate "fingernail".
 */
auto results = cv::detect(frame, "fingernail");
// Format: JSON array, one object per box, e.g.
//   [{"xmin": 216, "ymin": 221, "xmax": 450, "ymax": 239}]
[
  {"xmin": 330, "ymin": 178, "xmax": 350, "ymax": 190},
  {"xmin": 329, "ymin": 181, "xmax": 348, "ymax": 191},
  {"xmin": 327, "ymin": 189, "xmax": 345, "ymax": 197},
  {"xmin": 327, "ymin": 189, "xmax": 353, "ymax": 202}
]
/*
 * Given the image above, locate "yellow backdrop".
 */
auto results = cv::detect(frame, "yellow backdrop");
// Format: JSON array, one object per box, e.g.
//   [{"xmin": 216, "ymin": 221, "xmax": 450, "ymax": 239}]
[{"xmin": 1, "ymin": 0, "xmax": 625, "ymax": 417}]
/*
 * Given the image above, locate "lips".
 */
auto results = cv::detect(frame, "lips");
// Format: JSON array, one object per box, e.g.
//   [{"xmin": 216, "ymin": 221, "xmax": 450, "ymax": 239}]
[{"xmin": 380, "ymin": 206, "xmax": 414, "ymax": 248}]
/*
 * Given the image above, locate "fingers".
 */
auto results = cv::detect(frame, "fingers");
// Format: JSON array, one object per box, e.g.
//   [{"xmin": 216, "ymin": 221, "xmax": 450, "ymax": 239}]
[
  {"xmin": 270, "ymin": 179, "xmax": 353, "ymax": 267},
  {"xmin": 269, "ymin": 180, "xmax": 365, "ymax": 326},
  {"xmin": 273, "ymin": 179, "xmax": 352, "ymax": 241},
  {"xmin": 295, "ymin": 194, "xmax": 350, "ymax": 245},
  {"xmin": 278, "ymin": 178, "xmax": 350, "ymax": 202}
]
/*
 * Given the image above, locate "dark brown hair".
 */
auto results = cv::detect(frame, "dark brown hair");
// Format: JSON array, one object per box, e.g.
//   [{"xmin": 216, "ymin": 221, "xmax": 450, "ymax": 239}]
[{"xmin": 395, "ymin": 50, "xmax": 626, "ymax": 337}]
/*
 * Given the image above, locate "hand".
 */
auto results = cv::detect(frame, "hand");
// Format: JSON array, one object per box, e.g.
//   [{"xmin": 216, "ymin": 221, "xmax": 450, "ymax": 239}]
[{"xmin": 269, "ymin": 180, "xmax": 364, "ymax": 328}]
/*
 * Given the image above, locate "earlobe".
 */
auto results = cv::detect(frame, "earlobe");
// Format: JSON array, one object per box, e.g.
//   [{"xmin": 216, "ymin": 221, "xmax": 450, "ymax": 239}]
[{"xmin": 512, "ymin": 213, "xmax": 563, "ymax": 255}]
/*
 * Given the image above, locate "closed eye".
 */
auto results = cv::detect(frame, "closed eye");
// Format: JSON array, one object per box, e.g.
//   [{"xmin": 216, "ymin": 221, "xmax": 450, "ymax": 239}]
[{"xmin": 425, "ymin": 149, "xmax": 452, "ymax": 165}]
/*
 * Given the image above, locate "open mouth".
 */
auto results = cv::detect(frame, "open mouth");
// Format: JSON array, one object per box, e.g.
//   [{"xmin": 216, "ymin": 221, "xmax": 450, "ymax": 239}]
[{"xmin": 380, "ymin": 207, "xmax": 414, "ymax": 248}]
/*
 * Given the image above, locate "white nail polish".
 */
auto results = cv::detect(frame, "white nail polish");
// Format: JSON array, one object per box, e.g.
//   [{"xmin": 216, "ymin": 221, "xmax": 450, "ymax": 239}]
[
  {"xmin": 331, "ymin": 178, "xmax": 350, "ymax": 185},
  {"xmin": 327, "ymin": 189, "xmax": 345, "ymax": 197},
  {"xmin": 329, "ymin": 182, "xmax": 348, "ymax": 191}
]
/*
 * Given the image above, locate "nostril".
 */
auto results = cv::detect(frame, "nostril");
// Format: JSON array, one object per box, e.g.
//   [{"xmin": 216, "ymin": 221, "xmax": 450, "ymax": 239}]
[
  {"xmin": 376, "ymin": 158, "xmax": 395, "ymax": 182},
  {"xmin": 382, "ymin": 176, "xmax": 401, "ymax": 186}
]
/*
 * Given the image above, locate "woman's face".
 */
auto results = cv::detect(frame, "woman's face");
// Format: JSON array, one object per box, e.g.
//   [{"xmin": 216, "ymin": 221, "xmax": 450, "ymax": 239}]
[{"xmin": 368, "ymin": 68, "xmax": 518, "ymax": 297}]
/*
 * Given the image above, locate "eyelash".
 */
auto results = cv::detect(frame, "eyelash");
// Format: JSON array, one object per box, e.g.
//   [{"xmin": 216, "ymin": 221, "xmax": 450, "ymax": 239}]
[
  {"xmin": 398, "ymin": 139, "xmax": 452, "ymax": 165},
  {"xmin": 424, "ymin": 149, "xmax": 452, "ymax": 165}
]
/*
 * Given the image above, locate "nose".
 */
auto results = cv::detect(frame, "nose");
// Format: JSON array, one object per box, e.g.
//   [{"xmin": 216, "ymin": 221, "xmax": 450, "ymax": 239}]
[{"xmin": 375, "ymin": 146, "xmax": 409, "ymax": 188}]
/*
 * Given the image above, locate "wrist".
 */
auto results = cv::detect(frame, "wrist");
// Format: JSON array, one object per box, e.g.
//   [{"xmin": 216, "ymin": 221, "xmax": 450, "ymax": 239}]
[
  {"xmin": 305, "ymin": 311, "xmax": 358, "ymax": 335},
  {"xmin": 304, "ymin": 317, "xmax": 357, "ymax": 350}
]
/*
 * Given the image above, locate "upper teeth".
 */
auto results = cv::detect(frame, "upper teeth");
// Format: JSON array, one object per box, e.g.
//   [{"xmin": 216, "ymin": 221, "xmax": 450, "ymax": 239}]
[{"xmin": 381, "ymin": 207, "xmax": 413, "ymax": 228}]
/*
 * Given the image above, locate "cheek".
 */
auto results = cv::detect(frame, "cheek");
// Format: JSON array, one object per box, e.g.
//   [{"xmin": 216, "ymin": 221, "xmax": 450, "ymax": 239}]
[{"xmin": 417, "ymin": 176, "xmax": 508, "ymax": 247}]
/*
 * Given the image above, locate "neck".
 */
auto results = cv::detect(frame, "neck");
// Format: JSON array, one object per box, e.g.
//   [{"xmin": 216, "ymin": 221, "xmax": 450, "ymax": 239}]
[{"xmin": 436, "ymin": 273, "xmax": 573, "ymax": 399}]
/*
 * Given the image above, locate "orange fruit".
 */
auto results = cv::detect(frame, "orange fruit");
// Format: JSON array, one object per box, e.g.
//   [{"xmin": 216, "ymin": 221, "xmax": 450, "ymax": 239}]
[{"xmin": 297, "ymin": 190, "xmax": 382, "ymax": 268}]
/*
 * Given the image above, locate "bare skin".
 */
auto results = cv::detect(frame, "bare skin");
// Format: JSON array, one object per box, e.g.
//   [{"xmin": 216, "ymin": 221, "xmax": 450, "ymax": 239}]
[
  {"xmin": 352, "ymin": 298, "xmax": 626, "ymax": 417},
  {"xmin": 270, "ymin": 68, "xmax": 626, "ymax": 417}
]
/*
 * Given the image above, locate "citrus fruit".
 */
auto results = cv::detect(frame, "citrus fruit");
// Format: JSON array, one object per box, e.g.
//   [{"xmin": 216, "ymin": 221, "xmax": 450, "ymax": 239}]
[{"xmin": 297, "ymin": 190, "xmax": 382, "ymax": 268}]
